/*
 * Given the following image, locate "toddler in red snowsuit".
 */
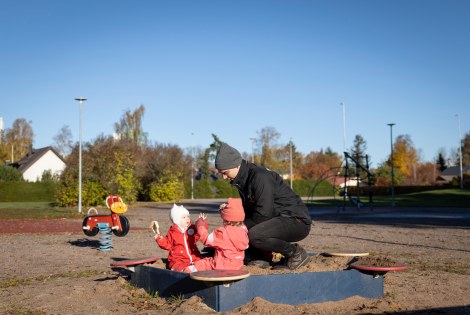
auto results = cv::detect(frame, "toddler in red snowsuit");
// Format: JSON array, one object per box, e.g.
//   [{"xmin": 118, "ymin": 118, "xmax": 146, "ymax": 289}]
[
  {"xmin": 154, "ymin": 204, "xmax": 202, "ymax": 272},
  {"xmin": 185, "ymin": 198, "xmax": 249, "ymax": 273}
]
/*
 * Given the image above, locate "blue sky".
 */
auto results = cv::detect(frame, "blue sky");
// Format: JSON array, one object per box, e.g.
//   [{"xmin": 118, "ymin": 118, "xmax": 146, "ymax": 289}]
[{"xmin": 1, "ymin": 0, "xmax": 469, "ymax": 167}]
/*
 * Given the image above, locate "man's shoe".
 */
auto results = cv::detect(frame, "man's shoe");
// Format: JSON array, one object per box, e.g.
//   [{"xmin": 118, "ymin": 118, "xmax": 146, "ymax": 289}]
[
  {"xmin": 247, "ymin": 260, "xmax": 270, "ymax": 269},
  {"xmin": 287, "ymin": 245, "xmax": 310, "ymax": 270}
]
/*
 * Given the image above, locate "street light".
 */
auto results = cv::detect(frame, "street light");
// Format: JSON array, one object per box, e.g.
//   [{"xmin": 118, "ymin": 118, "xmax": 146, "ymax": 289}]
[
  {"xmin": 387, "ymin": 123, "xmax": 396, "ymax": 207},
  {"xmin": 75, "ymin": 97, "xmax": 87, "ymax": 213},
  {"xmin": 341, "ymin": 102, "xmax": 347, "ymax": 153},
  {"xmin": 289, "ymin": 139, "xmax": 293, "ymax": 189},
  {"xmin": 249, "ymin": 138, "xmax": 256, "ymax": 163},
  {"xmin": 191, "ymin": 133, "xmax": 195, "ymax": 200},
  {"xmin": 456, "ymin": 114, "xmax": 464, "ymax": 189}
]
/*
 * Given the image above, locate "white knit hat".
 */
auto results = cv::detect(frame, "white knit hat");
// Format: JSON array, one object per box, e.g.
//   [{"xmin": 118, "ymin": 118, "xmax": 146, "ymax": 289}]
[{"xmin": 170, "ymin": 204, "xmax": 189, "ymax": 225}]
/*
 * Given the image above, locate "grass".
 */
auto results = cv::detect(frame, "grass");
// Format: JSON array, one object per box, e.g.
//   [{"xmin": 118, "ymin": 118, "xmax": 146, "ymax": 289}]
[
  {"xmin": 0, "ymin": 202, "xmax": 82, "ymax": 220},
  {"xmin": 307, "ymin": 188, "xmax": 470, "ymax": 208},
  {"xmin": 1, "ymin": 188, "xmax": 468, "ymax": 220}
]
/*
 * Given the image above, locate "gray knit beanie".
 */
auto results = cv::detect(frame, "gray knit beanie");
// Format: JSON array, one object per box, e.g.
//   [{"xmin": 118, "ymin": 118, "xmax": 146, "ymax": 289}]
[{"xmin": 215, "ymin": 143, "xmax": 242, "ymax": 170}]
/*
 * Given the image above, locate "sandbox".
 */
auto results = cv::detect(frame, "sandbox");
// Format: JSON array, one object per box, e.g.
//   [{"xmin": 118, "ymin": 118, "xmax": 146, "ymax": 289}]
[{"xmin": 130, "ymin": 264, "xmax": 383, "ymax": 312}]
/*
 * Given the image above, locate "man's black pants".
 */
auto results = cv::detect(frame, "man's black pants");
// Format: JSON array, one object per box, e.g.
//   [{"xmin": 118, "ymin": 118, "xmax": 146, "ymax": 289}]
[{"xmin": 246, "ymin": 216, "xmax": 311, "ymax": 259}]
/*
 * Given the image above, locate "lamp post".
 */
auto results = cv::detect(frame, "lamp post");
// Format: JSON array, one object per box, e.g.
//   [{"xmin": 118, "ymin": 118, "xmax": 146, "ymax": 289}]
[
  {"xmin": 289, "ymin": 139, "xmax": 293, "ymax": 189},
  {"xmin": 341, "ymin": 102, "xmax": 347, "ymax": 153},
  {"xmin": 75, "ymin": 97, "xmax": 87, "ymax": 213},
  {"xmin": 456, "ymin": 114, "xmax": 463, "ymax": 189},
  {"xmin": 191, "ymin": 133, "xmax": 195, "ymax": 200},
  {"xmin": 387, "ymin": 123, "xmax": 396, "ymax": 207},
  {"xmin": 249, "ymin": 138, "xmax": 256, "ymax": 163}
]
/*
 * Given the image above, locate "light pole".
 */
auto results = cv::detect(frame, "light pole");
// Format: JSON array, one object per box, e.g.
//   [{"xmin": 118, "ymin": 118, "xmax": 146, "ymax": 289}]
[
  {"xmin": 289, "ymin": 139, "xmax": 293, "ymax": 189},
  {"xmin": 341, "ymin": 102, "xmax": 347, "ymax": 153},
  {"xmin": 75, "ymin": 97, "xmax": 87, "ymax": 213},
  {"xmin": 387, "ymin": 123, "xmax": 396, "ymax": 207},
  {"xmin": 191, "ymin": 133, "xmax": 195, "ymax": 200},
  {"xmin": 456, "ymin": 114, "xmax": 463, "ymax": 189},
  {"xmin": 249, "ymin": 138, "xmax": 256, "ymax": 163}
]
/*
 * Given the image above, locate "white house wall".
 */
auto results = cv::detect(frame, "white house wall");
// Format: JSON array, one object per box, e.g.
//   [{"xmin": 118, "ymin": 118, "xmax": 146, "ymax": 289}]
[{"xmin": 22, "ymin": 150, "xmax": 66, "ymax": 182}]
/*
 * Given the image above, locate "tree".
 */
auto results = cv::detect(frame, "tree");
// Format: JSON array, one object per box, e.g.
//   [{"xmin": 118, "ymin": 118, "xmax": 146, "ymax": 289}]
[
  {"xmin": 199, "ymin": 134, "xmax": 224, "ymax": 179},
  {"xmin": 349, "ymin": 134, "xmax": 369, "ymax": 180},
  {"xmin": 114, "ymin": 150, "xmax": 141, "ymax": 203},
  {"xmin": 415, "ymin": 162, "xmax": 438, "ymax": 185},
  {"xmin": 56, "ymin": 135, "xmax": 143, "ymax": 206},
  {"xmin": 436, "ymin": 149, "xmax": 447, "ymax": 172},
  {"xmin": 389, "ymin": 134, "xmax": 419, "ymax": 183},
  {"xmin": 256, "ymin": 126, "xmax": 281, "ymax": 170},
  {"xmin": 0, "ymin": 118, "xmax": 34, "ymax": 164},
  {"xmin": 350, "ymin": 134, "xmax": 368, "ymax": 166},
  {"xmin": 114, "ymin": 104, "xmax": 147, "ymax": 145},
  {"xmin": 53, "ymin": 125, "xmax": 73, "ymax": 157},
  {"xmin": 137, "ymin": 143, "xmax": 186, "ymax": 200},
  {"xmin": 298, "ymin": 148, "xmax": 342, "ymax": 180},
  {"xmin": 462, "ymin": 132, "xmax": 470, "ymax": 165},
  {"xmin": 373, "ymin": 162, "xmax": 405, "ymax": 186}
]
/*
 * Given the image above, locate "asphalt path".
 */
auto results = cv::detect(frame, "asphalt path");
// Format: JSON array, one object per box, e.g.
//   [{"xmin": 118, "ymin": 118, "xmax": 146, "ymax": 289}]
[{"xmin": 179, "ymin": 199, "xmax": 470, "ymax": 229}]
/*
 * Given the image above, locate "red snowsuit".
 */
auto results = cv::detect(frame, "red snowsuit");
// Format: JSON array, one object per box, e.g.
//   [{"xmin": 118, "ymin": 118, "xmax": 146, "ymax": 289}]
[
  {"xmin": 188, "ymin": 218, "xmax": 249, "ymax": 272},
  {"xmin": 155, "ymin": 223, "xmax": 202, "ymax": 272}
]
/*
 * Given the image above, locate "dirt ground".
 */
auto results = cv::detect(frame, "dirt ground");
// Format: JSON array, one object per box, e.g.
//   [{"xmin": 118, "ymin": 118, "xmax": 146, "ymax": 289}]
[{"xmin": 1, "ymin": 200, "xmax": 469, "ymax": 315}]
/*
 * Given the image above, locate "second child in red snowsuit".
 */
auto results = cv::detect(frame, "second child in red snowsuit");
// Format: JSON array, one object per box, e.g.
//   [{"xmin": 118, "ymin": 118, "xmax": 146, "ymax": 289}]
[
  {"xmin": 185, "ymin": 198, "xmax": 249, "ymax": 272},
  {"xmin": 155, "ymin": 204, "xmax": 202, "ymax": 272}
]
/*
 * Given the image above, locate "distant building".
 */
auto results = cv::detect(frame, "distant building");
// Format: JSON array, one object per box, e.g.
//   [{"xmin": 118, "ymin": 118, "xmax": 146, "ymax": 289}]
[
  {"xmin": 12, "ymin": 146, "xmax": 66, "ymax": 182},
  {"xmin": 436, "ymin": 165, "xmax": 470, "ymax": 184}
]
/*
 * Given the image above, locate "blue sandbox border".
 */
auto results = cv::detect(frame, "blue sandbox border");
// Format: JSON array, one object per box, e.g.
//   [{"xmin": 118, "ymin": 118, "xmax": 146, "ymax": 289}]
[{"xmin": 130, "ymin": 265, "xmax": 383, "ymax": 312}]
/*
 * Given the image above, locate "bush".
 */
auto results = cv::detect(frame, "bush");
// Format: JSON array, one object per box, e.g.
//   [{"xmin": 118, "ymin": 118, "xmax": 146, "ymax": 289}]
[
  {"xmin": 294, "ymin": 179, "xmax": 334, "ymax": 197},
  {"xmin": 149, "ymin": 171, "xmax": 185, "ymax": 202},
  {"xmin": 0, "ymin": 181, "xmax": 58, "ymax": 202},
  {"xmin": 0, "ymin": 165, "xmax": 23, "ymax": 182},
  {"xmin": 55, "ymin": 180, "xmax": 107, "ymax": 207}
]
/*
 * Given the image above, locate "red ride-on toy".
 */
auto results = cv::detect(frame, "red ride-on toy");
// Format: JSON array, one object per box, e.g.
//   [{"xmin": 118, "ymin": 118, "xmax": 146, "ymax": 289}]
[{"xmin": 82, "ymin": 194, "xmax": 130, "ymax": 237}]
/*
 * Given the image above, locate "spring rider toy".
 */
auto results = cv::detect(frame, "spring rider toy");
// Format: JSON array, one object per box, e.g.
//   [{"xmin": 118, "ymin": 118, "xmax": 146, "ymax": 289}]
[{"xmin": 82, "ymin": 194, "xmax": 130, "ymax": 237}]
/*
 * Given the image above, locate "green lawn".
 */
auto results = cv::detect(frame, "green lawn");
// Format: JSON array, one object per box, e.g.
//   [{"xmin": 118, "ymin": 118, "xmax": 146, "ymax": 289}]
[
  {"xmin": 1, "ymin": 188, "xmax": 469, "ymax": 220},
  {"xmin": 0, "ymin": 202, "xmax": 82, "ymax": 220},
  {"xmin": 308, "ymin": 188, "xmax": 470, "ymax": 208}
]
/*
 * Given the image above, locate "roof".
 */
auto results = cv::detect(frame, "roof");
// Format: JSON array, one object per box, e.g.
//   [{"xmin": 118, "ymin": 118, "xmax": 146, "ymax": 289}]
[
  {"xmin": 13, "ymin": 146, "xmax": 66, "ymax": 174},
  {"xmin": 440, "ymin": 165, "xmax": 470, "ymax": 177},
  {"xmin": 437, "ymin": 165, "xmax": 470, "ymax": 183}
]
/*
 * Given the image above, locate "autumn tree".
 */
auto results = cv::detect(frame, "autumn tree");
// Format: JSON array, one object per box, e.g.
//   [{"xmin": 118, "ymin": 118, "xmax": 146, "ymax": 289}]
[
  {"xmin": 0, "ymin": 118, "xmax": 34, "ymax": 164},
  {"xmin": 299, "ymin": 147, "xmax": 342, "ymax": 180},
  {"xmin": 390, "ymin": 134, "xmax": 419, "ymax": 184},
  {"xmin": 56, "ymin": 136, "xmax": 143, "ymax": 206},
  {"xmin": 274, "ymin": 141, "xmax": 302, "ymax": 180},
  {"xmin": 137, "ymin": 143, "xmax": 186, "ymax": 200},
  {"xmin": 53, "ymin": 125, "xmax": 73, "ymax": 157},
  {"xmin": 114, "ymin": 104, "xmax": 147, "ymax": 145},
  {"xmin": 415, "ymin": 162, "xmax": 438, "ymax": 185}
]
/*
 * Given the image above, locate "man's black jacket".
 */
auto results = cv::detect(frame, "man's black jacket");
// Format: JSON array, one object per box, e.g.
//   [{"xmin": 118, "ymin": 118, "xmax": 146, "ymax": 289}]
[{"xmin": 231, "ymin": 160, "xmax": 312, "ymax": 229}]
